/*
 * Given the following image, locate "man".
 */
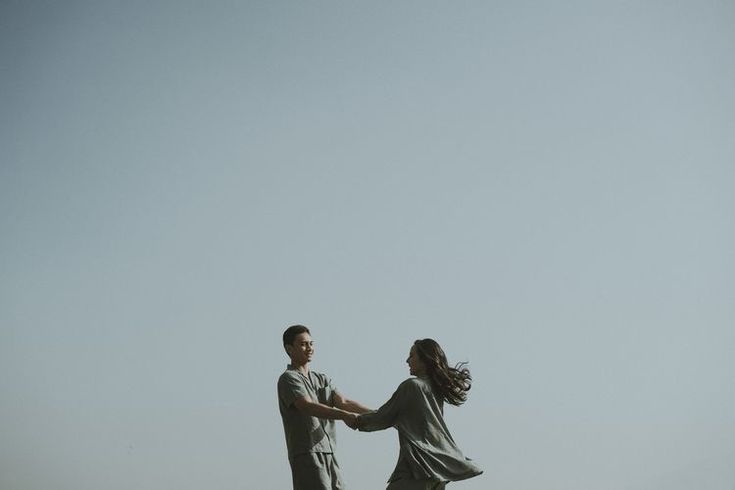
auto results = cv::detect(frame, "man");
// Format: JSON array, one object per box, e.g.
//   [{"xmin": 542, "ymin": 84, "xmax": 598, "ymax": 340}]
[{"xmin": 278, "ymin": 324, "xmax": 371, "ymax": 490}]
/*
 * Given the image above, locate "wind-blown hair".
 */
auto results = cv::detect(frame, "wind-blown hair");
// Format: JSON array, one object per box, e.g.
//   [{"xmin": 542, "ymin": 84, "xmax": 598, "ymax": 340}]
[{"xmin": 414, "ymin": 338, "xmax": 472, "ymax": 406}]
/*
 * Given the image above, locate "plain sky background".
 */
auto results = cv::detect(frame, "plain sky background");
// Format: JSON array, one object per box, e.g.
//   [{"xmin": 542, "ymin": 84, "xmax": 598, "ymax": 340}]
[{"xmin": 2, "ymin": 1, "xmax": 734, "ymax": 489}]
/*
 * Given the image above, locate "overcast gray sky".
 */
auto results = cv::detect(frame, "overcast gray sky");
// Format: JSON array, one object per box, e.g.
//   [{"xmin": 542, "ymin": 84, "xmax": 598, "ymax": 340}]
[{"xmin": 2, "ymin": 1, "xmax": 734, "ymax": 489}]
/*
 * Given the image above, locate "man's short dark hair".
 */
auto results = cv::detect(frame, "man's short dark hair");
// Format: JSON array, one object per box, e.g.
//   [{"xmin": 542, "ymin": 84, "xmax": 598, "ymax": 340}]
[{"xmin": 283, "ymin": 324, "xmax": 310, "ymax": 353}]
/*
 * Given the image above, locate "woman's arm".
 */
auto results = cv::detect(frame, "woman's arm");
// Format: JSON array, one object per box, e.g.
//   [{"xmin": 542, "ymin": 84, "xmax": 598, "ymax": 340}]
[{"xmin": 357, "ymin": 381, "xmax": 411, "ymax": 432}]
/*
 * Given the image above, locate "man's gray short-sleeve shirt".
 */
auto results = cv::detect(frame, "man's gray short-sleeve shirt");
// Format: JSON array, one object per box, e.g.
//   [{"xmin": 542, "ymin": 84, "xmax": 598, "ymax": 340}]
[{"xmin": 278, "ymin": 365, "xmax": 340, "ymax": 458}]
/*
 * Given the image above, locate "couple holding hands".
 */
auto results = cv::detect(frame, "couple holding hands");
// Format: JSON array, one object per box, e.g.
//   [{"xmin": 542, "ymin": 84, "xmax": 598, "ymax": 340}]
[{"xmin": 277, "ymin": 325, "xmax": 483, "ymax": 490}]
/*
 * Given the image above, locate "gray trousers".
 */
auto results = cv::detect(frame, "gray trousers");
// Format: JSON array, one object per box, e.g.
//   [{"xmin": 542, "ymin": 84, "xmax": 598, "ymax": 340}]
[
  {"xmin": 386, "ymin": 479, "xmax": 446, "ymax": 490},
  {"xmin": 289, "ymin": 452, "xmax": 344, "ymax": 490}
]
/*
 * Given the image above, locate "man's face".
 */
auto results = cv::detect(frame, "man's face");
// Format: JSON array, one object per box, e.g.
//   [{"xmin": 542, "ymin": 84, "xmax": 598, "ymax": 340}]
[{"xmin": 287, "ymin": 332, "xmax": 314, "ymax": 365}]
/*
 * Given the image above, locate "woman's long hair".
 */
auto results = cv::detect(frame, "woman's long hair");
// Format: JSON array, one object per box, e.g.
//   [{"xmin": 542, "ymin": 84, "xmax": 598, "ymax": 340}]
[{"xmin": 414, "ymin": 338, "xmax": 472, "ymax": 406}]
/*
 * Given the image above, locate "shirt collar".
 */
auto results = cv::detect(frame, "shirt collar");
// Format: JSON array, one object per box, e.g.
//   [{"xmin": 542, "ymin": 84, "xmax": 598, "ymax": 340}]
[{"xmin": 286, "ymin": 364, "xmax": 310, "ymax": 374}]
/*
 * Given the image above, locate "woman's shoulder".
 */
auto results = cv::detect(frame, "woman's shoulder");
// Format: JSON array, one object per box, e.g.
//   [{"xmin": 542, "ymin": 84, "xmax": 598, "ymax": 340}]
[{"xmin": 397, "ymin": 376, "xmax": 431, "ymax": 392}]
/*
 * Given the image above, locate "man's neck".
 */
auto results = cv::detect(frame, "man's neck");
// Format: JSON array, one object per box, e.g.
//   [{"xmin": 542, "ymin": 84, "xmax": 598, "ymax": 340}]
[{"xmin": 292, "ymin": 362, "xmax": 310, "ymax": 375}]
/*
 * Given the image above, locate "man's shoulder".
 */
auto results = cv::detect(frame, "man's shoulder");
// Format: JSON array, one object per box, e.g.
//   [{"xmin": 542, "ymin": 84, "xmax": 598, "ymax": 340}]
[
  {"xmin": 277, "ymin": 368, "xmax": 330, "ymax": 383},
  {"xmin": 278, "ymin": 369, "xmax": 300, "ymax": 385}
]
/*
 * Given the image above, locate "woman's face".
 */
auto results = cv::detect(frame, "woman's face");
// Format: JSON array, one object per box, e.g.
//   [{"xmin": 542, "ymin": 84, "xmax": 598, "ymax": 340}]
[{"xmin": 406, "ymin": 345, "xmax": 427, "ymax": 376}]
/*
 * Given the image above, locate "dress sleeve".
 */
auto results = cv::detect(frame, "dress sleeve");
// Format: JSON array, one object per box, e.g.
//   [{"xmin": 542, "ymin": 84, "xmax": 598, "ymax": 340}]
[
  {"xmin": 278, "ymin": 373, "xmax": 309, "ymax": 408},
  {"xmin": 357, "ymin": 380, "xmax": 411, "ymax": 432}
]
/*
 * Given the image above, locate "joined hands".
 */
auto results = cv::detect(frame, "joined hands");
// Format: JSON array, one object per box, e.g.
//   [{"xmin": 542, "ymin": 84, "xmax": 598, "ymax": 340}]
[{"xmin": 343, "ymin": 412, "xmax": 359, "ymax": 430}]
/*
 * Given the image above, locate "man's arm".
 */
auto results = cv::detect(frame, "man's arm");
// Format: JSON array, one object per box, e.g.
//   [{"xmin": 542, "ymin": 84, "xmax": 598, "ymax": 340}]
[
  {"xmin": 293, "ymin": 396, "xmax": 358, "ymax": 425},
  {"xmin": 333, "ymin": 393, "xmax": 372, "ymax": 414}
]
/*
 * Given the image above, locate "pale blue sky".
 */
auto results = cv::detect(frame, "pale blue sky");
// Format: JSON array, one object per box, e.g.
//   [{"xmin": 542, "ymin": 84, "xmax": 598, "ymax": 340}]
[{"xmin": 2, "ymin": 2, "xmax": 734, "ymax": 489}]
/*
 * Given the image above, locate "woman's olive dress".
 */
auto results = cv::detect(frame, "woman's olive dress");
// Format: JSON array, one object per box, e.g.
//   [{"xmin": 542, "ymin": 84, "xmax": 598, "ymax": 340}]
[{"xmin": 357, "ymin": 376, "xmax": 482, "ymax": 489}]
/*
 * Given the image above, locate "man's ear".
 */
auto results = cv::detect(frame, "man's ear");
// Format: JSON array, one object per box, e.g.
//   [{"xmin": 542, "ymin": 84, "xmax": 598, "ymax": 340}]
[{"xmin": 284, "ymin": 344, "xmax": 293, "ymax": 358}]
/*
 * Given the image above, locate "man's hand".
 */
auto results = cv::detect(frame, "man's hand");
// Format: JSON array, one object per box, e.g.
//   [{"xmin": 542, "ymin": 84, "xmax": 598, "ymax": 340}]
[{"xmin": 343, "ymin": 412, "xmax": 359, "ymax": 430}]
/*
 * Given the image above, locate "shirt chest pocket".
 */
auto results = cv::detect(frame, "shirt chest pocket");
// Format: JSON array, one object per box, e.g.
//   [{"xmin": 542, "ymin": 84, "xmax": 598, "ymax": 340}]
[{"xmin": 316, "ymin": 386, "xmax": 333, "ymax": 405}]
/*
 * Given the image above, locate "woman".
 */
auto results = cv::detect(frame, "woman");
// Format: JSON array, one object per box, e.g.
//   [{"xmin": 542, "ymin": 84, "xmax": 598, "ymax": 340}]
[{"xmin": 356, "ymin": 339, "xmax": 483, "ymax": 490}]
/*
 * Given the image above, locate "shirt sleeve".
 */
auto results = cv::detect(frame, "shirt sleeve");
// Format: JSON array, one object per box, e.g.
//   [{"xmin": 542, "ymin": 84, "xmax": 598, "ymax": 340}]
[
  {"xmin": 358, "ymin": 379, "xmax": 412, "ymax": 432},
  {"xmin": 278, "ymin": 373, "xmax": 310, "ymax": 408}
]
